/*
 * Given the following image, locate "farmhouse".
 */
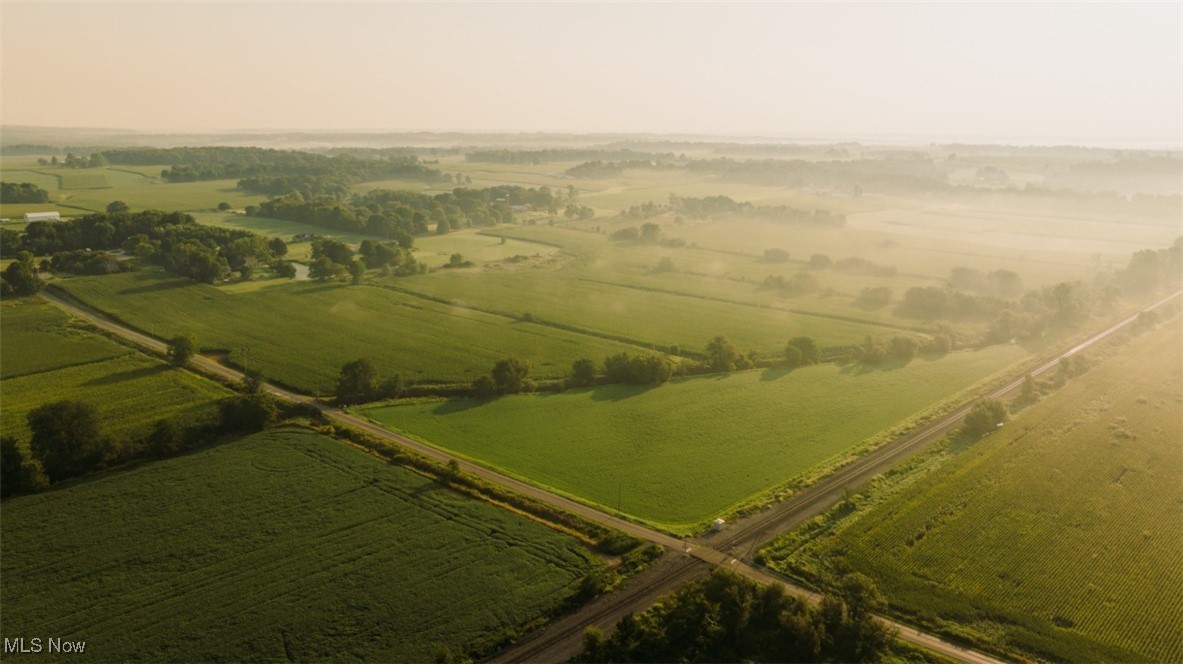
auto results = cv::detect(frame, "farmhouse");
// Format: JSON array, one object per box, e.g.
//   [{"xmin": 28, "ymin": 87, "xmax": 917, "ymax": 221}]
[{"xmin": 24, "ymin": 211, "xmax": 61, "ymax": 222}]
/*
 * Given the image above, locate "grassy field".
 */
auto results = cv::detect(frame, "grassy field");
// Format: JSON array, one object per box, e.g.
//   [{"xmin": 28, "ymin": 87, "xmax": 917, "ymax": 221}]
[
  {"xmin": 0, "ymin": 161, "xmax": 265, "ymax": 214},
  {"xmin": 0, "ymin": 297, "xmax": 231, "ymax": 441},
  {"xmin": 388, "ymin": 267, "xmax": 911, "ymax": 354},
  {"xmin": 53, "ymin": 269, "xmax": 656, "ymax": 392},
  {"xmin": 0, "ymin": 299, "xmax": 131, "ymax": 378},
  {"xmin": 1, "ymin": 354, "xmax": 233, "ymax": 441},
  {"xmin": 362, "ymin": 343, "xmax": 1029, "ymax": 530},
  {"xmin": 759, "ymin": 321, "xmax": 1183, "ymax": 663},
  {"xmin": 197, "ymin": 213, "xmax": 561, "ymax": 265},
  {"xmin": 0, "ymin": 428, "xmax": 597, "ymax": 662}
]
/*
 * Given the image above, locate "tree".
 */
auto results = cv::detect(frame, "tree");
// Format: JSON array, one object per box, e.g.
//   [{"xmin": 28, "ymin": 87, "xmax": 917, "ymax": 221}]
[
  {"xmin": 639, "ymin": 222, "xmax": 663, "ymax": 243},
  {"xmin": 1014, "ymin": 374, "xmax": 1038, "ymax": 408},
  {"xmin": 784, "ymin": 345, "xmax": 803, "ymax": 368},
  {"xmin": 888, "ymin": 335, "xmax": 918, "ymax": 361},
  {"xmin": 655, "ymin": 256, "xmax": 675, "ymax": 272},
  {"xmin": 491, "ymin": 356, "xmax": 530, "ymax": 394},
  {"xmin": 348, "ymin": 259, "xmax": 365, "ymax": 285},
  {"xmin": 763, "ymin": 248, "xmax": 790, "ymax": 263},
  {"xmin": 218, "ymin": 394, "xmax": 278, "ymax": 432},
  {"xmin": 962, "ymin": 399, "xmax": 1008, "ymax": 438},
  {"xmin": 241, "ymin": 368, "xmax": 264, "ymax": 394},
  {"xmin": 311, "ymin": 237, "xmax": 354, "ymax": 265},
  {"xmin": 106, "ymin": 200, "xmax": 130, "ymax": 214},
  {"xmin": 378, "ymin": 374, "xmax": 404, "ymax": 399},
  {"xmin": 1, "ymin": 436, "xmax": 25, "ymax": 497},
  {"xmin": 147, "ymin": 419, "xmax": 183, "ymax": 457},
  {"xmin": 786, "ymin": 336, "xmax": 820, "ymax": 365},
  {"xmin": 217, "ymin": 201, "xmax": 232, "ymax": 211},
  {"xmin": 472, "ymin": 375, "xmax": 497, "ymax": 399},
  {"xmin": 1, "ymin": 436, "xmax": 47, "ymax": 497},
  {"xmin": 308, "ymin": 256, "xmax": 345, "ymax": 281},
  {"xmin": 167, "ymin": 334, "xmax": 198, "ymax": 366},
  {"xmin": 27, "ymin": 400, "xmax": 105, "ymax": 482},
  {"xmin": 706, "ymin": 335, "xmax": 742, "ymax": 372},
  {"xmin": 268, "ymin": 237, "xmax": 288, "ymax": 257},
  {"xmin": 1, "ymin": 255, "xmax": 41, "ymax": 296},
  {"xmin": 336, "ymin": 359, "xmax": 378, "ymax": 405},
  {"xmin": 273, "ymin": 260, "xmax": 297, "ymax": 279},
  {"xmin": 569, "ymin": 358, "xmax": 597, "ymax": 388},
  {"xmin": 809, "ymin": 253, "xmax": 832, "ymax": 269}
]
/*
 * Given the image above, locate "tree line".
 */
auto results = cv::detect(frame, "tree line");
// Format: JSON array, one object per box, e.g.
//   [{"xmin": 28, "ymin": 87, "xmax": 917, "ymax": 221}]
[
  {"xmin": 574, "ymin": 568, "xmax": 894, "ymax": 663},
  {"xmin": 1, "ymin": 208, "xmax": 291, "ymax": 285},
  {"xmin": 1, "ymin": 181, "xmax": 50, "ymax": 203},
  {"xmin": 97, "ymin": 146, "xmax": 445, "ymax": 186},
  {"xmin": 465, "ymin": 148, "xmax": 675, "ymax": 164},
  {"xmin": 250, "ymin": 184, "xmax": 567, "ymax": 239},
  {"xmin": 0, "ymin": 363, "xmax": 315, "ymax": 499}
]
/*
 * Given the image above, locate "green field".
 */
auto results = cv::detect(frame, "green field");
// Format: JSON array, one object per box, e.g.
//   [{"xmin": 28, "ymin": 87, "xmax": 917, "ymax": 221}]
[
  {"xmin": 0, "ymin": 298, "xmax": 232, "ymax": 440},
  {"xmin": 0, "ymin": 428, "xmax": 597, "ymax": 662},
  {"xmin": 53, "ymin": 269, "xmax": 656, "ymax": 392},
  {"xmin": 362, "ymin": 343, "xmax": 1029, "ymax": 529},
  {"xmin": 0, "ymin": 162, "xmax": 265, "ymax": 214},
  {"xmin": 0, "ymin": 299, "xmax": 131, "ymax": 378},
  {"xmin": 1, "ymin": 353, "xmax": 233, "ymax": 441},
  {"xmin": 759, "ymin": 321, "xmax": 1183, "ymax": 662},
  {"xmin": 388, "ymin": 266, "xmax": 912, "ymax": 354}
]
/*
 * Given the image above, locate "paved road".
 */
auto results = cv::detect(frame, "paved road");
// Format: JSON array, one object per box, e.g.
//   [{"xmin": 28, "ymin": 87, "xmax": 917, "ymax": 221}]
[{"xmin": 41, "ymin": 288, "xmax": 1180, "ymax": 664}]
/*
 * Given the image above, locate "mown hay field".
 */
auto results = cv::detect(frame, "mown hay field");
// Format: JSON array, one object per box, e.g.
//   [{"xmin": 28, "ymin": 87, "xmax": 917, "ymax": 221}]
[
  {"xmin": 0, "ymin": 429, "xmax": 597, "ymax": 662},
  {"xmin": 363, "ymin": 343, "xmax": 1029, "ymax": 530},
  {"xmin": 53, "ymin": 269, "xmax": 654, "ymax": 392},
  {"xmin": 760, "ymin": 320, "xmax": 1183, "ymax": 663}
]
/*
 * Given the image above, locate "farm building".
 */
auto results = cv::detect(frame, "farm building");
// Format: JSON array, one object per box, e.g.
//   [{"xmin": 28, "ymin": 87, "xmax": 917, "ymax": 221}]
[{"xmin": 24, "ymin": 211, "xmax": 61, "ymax": 222}]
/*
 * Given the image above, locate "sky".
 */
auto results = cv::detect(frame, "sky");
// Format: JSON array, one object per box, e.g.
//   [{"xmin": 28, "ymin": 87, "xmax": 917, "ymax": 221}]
[{"xmin": 2, "ymin": 2, "xmax": 1181, "ymax": 145}]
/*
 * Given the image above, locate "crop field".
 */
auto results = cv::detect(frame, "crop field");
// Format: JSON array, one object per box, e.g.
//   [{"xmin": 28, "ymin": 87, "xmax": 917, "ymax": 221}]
[
  {"xmin": 0, "ymin": 299, "xmax": 131, "ymax": 378},
  {"xmin": 759, "ymin": 321, "xmax": 1183, "ymax": 662},
  {"xmin": 0, "ymin": 428, "xmax": 597, "ymax": 662},
  {"xmin": 389, "ymin": 267, "xmax": 911, "ymax": 355},
  {"xmin": 0, "ymin": 298, "xmax": 231, "ymax": 441},
  {"xmin": 1, "ymin": 353, "xmax": 233, "ymax": 441},
  {"xmin": 363, "ymin": 343, "xmax": 1029, "ymax": 530},
  {"xmin": 0, "ymin": 161, "xmax": 265, "ymax": 214},
  {"xmin": 53, "ymin": 269, "xmax": 654, "ymax": 392}
]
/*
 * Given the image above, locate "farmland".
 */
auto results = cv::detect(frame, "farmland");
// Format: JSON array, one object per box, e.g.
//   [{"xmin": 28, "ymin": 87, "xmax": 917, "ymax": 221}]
[
  {"xmin": 0, "ymin": 299, "xmax": 231, "ymax": 440},
  {"xmin": 362, "ymin": 342, "xmax": 1029, "ymax": 530},
  {"xmin": 0, "ymin": 428, "xmax": 598, "ymax": 662},
  {"xmin": 0, "ymin": 158, "xmax": 265, "ymax": 216},
  {"xmin": 759, "ymin": 320, "xmax": 1183, "ymax": 662},
  {"xmin": 0, "ymin": 299, "xmax": 131, "ymax": 378},
  {"xmin": 52, "ymin": 268, "xmax": 654, "ymax": 392}
]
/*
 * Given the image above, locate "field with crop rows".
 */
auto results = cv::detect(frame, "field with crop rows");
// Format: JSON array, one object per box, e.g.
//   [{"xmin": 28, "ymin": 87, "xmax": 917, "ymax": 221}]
[
  {"xmin": 1, "ymin": 299, "xmax": 131, "ymax": 378},
  {"xmin": 0, "ymin": 428, "xmax": 597, "ymax": 662},
  {"xmin": 388, "ymin": 266, "xmax": 911, "ymax": 355},
  {"xmin": 1, "ymin": 353, "xmax": 232, "ymax": 441},
  {"xmin": 0, "ymin": 298, "xmax": 231, "ymax": 440},
  {"xmin": 363, "ymin": 342, "xmax": 1029, "ymax": 530},
  {"xmin": 760, "ymin": 320, "xmax": 1183, "ymax": 662},
  {"xmin": 54, "ymin": 269, "xmax": 654, "ymax": 392}
]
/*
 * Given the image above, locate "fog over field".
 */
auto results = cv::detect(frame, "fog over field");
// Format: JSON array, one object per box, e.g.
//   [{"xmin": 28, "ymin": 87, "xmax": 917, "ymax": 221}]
[{"xmin": 1, "ymin": 3, "xmax": 1180, "ymax": 664}]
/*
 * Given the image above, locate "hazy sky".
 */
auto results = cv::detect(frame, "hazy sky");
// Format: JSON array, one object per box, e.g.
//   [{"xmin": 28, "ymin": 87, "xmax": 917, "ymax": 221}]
[{"xmin": 2, "ymin": 2, "xmax": 1180, "ymax": 144}]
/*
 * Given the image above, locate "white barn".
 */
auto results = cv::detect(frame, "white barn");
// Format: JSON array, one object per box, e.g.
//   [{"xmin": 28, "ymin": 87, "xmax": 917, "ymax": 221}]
[{"xmin": 24, "ymin": 211, "xmax": 61, "ymax": 222}]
